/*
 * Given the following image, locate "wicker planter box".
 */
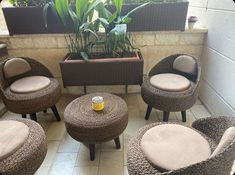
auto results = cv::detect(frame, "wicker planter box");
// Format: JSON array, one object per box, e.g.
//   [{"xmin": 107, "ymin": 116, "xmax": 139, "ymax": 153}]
[
  {"xmin": 109, "ymin": 1, "xmax": 189, "ymax": 31},
  {"xmin": 2, "ymin": 7, "xmax": 69, "ymax": 35},
  {"xmin": 59, "ymin": 52, "xmax": 144, "ymax": 87}
]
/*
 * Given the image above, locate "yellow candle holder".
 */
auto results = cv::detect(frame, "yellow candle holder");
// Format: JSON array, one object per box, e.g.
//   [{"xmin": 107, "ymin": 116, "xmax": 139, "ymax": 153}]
[{"xmin": 92, "ymin": 96, "xmax": 104, "ymax": 111}]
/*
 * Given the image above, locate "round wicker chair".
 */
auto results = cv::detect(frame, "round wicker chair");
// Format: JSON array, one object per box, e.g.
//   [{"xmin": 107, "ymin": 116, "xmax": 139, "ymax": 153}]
[
  {"xmin": 141, "ymin": 54, "xmax": 201, "ymax": 122},
  {"xmin": 127, "ymin": 116, "xmax": 235, "ymax": 175},
  {"xmin": 0, "ymin": 119, "xmax": 47, "ymax": 175},
  {"xmin": 0, "ymin": 57, "xmax": 61, "ymax": 122}
]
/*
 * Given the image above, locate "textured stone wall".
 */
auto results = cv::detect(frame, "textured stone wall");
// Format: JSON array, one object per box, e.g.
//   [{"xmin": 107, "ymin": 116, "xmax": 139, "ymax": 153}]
[{"xmin": 0, "ymin": 30, "xmax": 207, "ymax": 94}]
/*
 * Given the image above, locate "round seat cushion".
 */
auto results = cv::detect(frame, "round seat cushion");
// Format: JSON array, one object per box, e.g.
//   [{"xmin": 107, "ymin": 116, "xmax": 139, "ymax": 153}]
[
  {"xmin": 141, "ymin": 124, "xmax": 211, "ymax": 171},
  {"xmin": 150, "ymin": 73, "xmax": 190, "ymax": 92},
  {"xmin": 10, "ymin": 76, "xmax": 51, "ymax": 93},
  {"xmin": 0, "ymin": 121, "xmax": 29, "ymax": 161}
]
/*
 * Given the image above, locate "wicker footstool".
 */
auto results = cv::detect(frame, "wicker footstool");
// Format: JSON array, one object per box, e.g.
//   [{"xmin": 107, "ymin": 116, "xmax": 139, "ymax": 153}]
[
  {"xmin": 64, "ymin": 93, "xmax": 128, "ymax": 160},
  {"xmin": 0, "ymin": 119, "xmax": 47, "ymax": 175}
]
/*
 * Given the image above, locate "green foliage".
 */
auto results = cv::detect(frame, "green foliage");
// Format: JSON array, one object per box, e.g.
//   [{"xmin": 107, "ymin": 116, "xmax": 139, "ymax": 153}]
[
  {"xmin": 44, "ymin": 0, "xmax": 100, "ymax": 60},
  {"xmin": 9, "ymin": 0, "xmax": 50, "ymax": 6},
  {"xmin": 95, "ymin": 0, "xmax": 148, "ymax": 57},
  {"xmin": 43, "ymin": 0, "xmax": 147, "ymax": 59},
  {"xmin": 123, "ymin": 0, "xmax": 184, "ymax": 4}
]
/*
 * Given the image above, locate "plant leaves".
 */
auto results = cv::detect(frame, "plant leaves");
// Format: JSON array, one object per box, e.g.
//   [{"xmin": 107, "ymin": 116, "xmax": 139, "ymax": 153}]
[
  {"xmin": 55, "ymin": 0, "xmax": 69, "ymax": 26},
  {"xmin": 80, "ymin": 52, "xmax": 89, "ymax": 61}
]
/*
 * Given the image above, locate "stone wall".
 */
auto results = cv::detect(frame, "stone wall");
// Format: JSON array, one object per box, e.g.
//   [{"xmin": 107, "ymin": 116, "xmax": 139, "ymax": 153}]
[{"xmin": 0, "ymin": 30, "xmax": 207, "ymax": 94}]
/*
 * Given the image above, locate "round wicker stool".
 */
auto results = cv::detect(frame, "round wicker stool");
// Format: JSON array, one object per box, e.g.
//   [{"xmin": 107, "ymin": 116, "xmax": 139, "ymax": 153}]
[
  {"xmin": 0, "ymin": 119, "xmax": 47, "ymax": 175},
  {"xmin": 64, "ymin": 93, "xmax": 128, "ymax": 160}
]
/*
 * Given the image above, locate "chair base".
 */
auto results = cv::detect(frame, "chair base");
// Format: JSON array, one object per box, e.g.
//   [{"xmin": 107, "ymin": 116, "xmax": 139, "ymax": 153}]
[
  {"xmin": 144, "ymin": 106, "xmax": 187, "ymax": 122},
  {"xmin": 21, "ymin": 105, "xmax": 61, "ymax": 122}
]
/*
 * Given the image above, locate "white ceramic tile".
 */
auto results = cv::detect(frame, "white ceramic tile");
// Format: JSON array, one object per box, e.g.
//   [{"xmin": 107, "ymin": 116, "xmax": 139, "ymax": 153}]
[
  {"xmin": 58, "ymin": 133, "xmax": 81, "ymax": 153},
  {"xmin": 101, "ymin": 134, "xmax": 124, "ymax": 152},
  {"xmin": 46, "ymin": 122, "xmax": 66, "ymax": 141},
  {"xmin": 201, "ymin": 47, "xmax": 235, "ymax": 109},
  {"xmin": 188, "ymin": 0, "xmax": 208, "ymax": 8},
  {"xmin": 205, "ymin": 10, "xmax": 235, "ymax": 61},
  {"xmin": 199, "ymin": 79, "xmax": 235, "ymax": 116},
  {"xmin": 175, "ymin": 110, "xmax": 196, "ymax": 126},
  {"xmin": 190, "ymin": 105, "xmax": 211, "ymax": 119},
  {"xmin": 99, "ymin": 152, "xmax": 123, "ymax": 175},
  {"xmin": 72, "ymin": 166, "xmax": 98, "ymax": 175},
  {"xmin": 124, "ymin": 166, "xmax": 129, "ymax": 175},
  {"xmin": 35, "ymin": 166, "xmax": 50, "ymax": 175},
  {"xmin": 48, "ymin": 153, "xmax": 77, "ymax": 175},
  {"xmin": 41, "ymin": 141, "xmax": 60, "ymax": 167},
  {"xmin": 75, "ymin": 144, "xmax": 101, "ymax": 166},
  {"xmin": 208, "ymin": 0, "xmax": 235, "ymax": 11}
]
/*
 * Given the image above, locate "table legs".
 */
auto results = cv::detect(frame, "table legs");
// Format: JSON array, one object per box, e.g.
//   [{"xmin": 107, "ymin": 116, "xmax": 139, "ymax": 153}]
[
  {"xmin": 88, "ymin": 136, "xmax": 121, "ymax": 161},
  {"xmin": 89, "ymin": 144, "xmax": 95, "ymax": 161}
]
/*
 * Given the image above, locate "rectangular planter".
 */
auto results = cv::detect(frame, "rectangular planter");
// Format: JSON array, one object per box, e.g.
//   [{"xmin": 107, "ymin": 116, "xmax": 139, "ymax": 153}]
[
  {"xmin": 109, "ymin": 1, "xmax": 189, "ymax": 31},
  {"xmin": 2, "ymin": 7, "xmax": 69, "ymax": 35},
  {"xmin": 59, "ymin": 52, "xmax": 144, "ymax": 87}
]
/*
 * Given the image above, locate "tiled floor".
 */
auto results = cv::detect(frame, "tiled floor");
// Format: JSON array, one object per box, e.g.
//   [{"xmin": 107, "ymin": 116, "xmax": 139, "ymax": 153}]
[{"xmin": 1, "ymin": 93, "xmax": 234, "ymax": 175}]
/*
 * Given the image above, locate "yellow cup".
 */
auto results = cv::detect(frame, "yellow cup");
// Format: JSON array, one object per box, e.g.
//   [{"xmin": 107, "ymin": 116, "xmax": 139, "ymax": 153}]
[{"xmin": 92, "ymin": 96, "xmax": 104, "ymax": 111}]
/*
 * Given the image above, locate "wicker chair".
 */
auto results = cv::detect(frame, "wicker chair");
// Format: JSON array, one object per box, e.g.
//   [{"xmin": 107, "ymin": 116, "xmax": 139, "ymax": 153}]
[
  {"xmin": 0, "ymin": 57, "xmax": 61, "ymax": 122},
  {"xmin": 141, "ymin": 54, "xmax": 201, "ymax": 122},
  {"xmin": 127, "ymin": 116, "xmax": 235, "ymax": 175}
]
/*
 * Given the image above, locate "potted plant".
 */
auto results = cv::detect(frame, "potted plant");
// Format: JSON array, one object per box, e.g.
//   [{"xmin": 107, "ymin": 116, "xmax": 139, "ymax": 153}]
[
  {"xmin": 188, "ymin": 16, "xmax": 198, "ymax": 30},
  {"xmin": 108, "ymin": 0, "xmax": 189, "ymax": 31},
  {"xmin": 2, "ymin": 0, "xmax": 68, "ymax": 35},
  {"xmin": 44, "ymin": 0, "xmax": 147, "ymax": 92}
]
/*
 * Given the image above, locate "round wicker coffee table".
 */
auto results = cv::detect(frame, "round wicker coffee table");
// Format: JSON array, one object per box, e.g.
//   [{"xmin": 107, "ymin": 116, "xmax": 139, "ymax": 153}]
[{"xmin": 64, "ymin": 93, "xmax": 128, "ymax": 160}]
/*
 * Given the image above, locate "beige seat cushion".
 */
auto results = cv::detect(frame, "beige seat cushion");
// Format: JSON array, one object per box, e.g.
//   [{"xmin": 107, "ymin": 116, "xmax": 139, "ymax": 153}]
[
  {"xmin": 211, "ymin": 127, "xmax": 235, "ymax": 157},
  {"xmin": 4, "ymin": 58, "xmax": 31, "ymax": 79},
  {"xmin": 10, "ymin": 76, "xmax": 51, "ymax": 94},
  {"xmin": 173, "ymin": 55, "xmax": 197, "ymax": 75},
  {"xmin": 150, "ymin": 73, "xmax": 190, "ymax": 92},
  {"xmin": 0, "ymin": 121, "xmax": 29, "ymax": 161},
  {"xmin": 141, "ymin": 124, "xmax": 211, "ymax": 171}
]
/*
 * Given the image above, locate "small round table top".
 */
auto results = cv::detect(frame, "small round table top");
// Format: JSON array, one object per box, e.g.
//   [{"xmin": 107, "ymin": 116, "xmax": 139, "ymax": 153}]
[{"xmin": 64, "ymin": 93, "xmax": 128, "ymax": 129}]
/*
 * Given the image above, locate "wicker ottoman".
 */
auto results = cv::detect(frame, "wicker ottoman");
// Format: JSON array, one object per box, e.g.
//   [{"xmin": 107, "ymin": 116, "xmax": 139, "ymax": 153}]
[
  {"xmin": 64, "ymin": 93, "xmax": 128, "ymax": 160},
  {"xmin": 0, "ymin": 119, "xmax": 47, "ymax": 175}
]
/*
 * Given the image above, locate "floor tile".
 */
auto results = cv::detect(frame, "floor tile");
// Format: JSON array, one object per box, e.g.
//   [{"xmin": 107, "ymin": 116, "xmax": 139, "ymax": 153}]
[
  {"xmin": 46, "ymin": 121, "xmax": 66, "ymax": 141},
  {"xmin": 75, "ymin": 144, "xmax": 101, "ymax": 166},
  {"xmin": 35, "ymin": 166, "xmax": 50, "ymax": 175},
  {"xmin": 58, "ymin": 133, "xmax": 80, "ymax": 153},
  {"xmin": 41, "ymin": 141, "xmax": 60, "ymax": 167},
  {"xmin": 175, "ymin": 110, "xmax": 196, "ymax": 127},
  {"xmin": 72, "ymin": 166, "xmax": 98, "ymax": 175},
  {"xmin": 48, "ymin": 153, "xmax": 77, "ymax": 175},
  {"xmin": 190, "ymin": 105, "xmax": 211, "ymax": 119},
  {"xmin": 101, "ymin": 134, "xmax": 123, "ymax": 152},
  {"xmin": 124, "ymin": 166, "xmax": 129, "ymax": 175}
]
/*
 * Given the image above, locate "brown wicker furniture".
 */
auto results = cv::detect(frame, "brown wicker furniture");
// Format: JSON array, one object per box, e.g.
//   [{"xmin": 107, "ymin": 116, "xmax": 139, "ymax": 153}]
[
  {"xmin": 64, "ymin": 93, "xmax": 128, "ymax": 160},
  {"xmin": 0, "ymin": 119, "xmax": 47, "ymax": 175},
  {"xmin": 127, "ymin": 116, "xmax": 235, "ymax": 175},
  {"xmin": 0, "ymin": 57, "xmax": 61, "ymax": 122},
  {"xmin": 141, "ymin": 54, "xmax": 201, "ymax": 122}
]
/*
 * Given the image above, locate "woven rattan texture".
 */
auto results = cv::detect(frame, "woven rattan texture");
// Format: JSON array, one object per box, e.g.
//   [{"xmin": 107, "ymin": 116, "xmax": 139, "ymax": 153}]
[
  {"xmin": 127, "ymin": 117, "xmax": 235, "ymax": 175},
  {"xmin": 0, "ymin": 119, "xmax": 47, "ymax": 175},
  {"xmin": 0, "ymin": 57, "xmax": 61, "ymax": 114},
  {"xmin": 64, "ymin": 93, "xmax": 128, "ymax": 143},
  {"xmin": 141, "ymin": 54, "xmax": 201, "ymax": 112}
]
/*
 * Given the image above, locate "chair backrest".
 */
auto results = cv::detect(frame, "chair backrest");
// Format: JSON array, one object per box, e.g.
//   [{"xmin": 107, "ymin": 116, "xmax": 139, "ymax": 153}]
[
  {"xmin": 173, "ymin": 55, "xmax": 197, "ymax": 76},
  {"xmin": 3, "ymin": 58, "xmax": 31, "ymax": 79}
]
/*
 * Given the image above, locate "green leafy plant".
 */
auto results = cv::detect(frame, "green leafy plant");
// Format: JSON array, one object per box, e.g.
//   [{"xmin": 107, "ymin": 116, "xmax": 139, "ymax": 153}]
[
  {"xmin": 9, "ymin": 0, "xmax": 50, "ymax": 6},
  {"xmin": 123, "ymin": 0, "xmax": 184, "ymax": 4},
  {"xmin": 44, "ymin": 0, "xmax": 101, "ymax": 60},
  {"xmin": 95, "ymin": 0, "xmax": 148, "ymax": 57},
  {"xmin": 44, "ymin": 0, "xmax": 147, "ymax": 60}
]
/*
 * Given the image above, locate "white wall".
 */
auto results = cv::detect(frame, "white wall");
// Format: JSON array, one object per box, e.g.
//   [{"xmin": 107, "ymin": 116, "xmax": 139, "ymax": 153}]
[{"xmin": 188, "ymin": 0, "xmax": 235, "ymax": 117}]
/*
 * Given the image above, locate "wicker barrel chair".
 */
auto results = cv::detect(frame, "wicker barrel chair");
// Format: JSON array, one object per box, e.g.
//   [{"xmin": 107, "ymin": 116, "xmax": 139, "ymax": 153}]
[
  {"xmin": 0, "ymin": 57, "xmax": 61, "ymax": 122},
  {"xmin": 127, "ymin": 116, "xmax": 235, "ymax": 175},
  {"xmin": 0, "ymin": 119, "xmax": 47, "ymax": 175},
  {"xmin": 141, "ymin": 54, "xmax": 201, "ymax": 122}
]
